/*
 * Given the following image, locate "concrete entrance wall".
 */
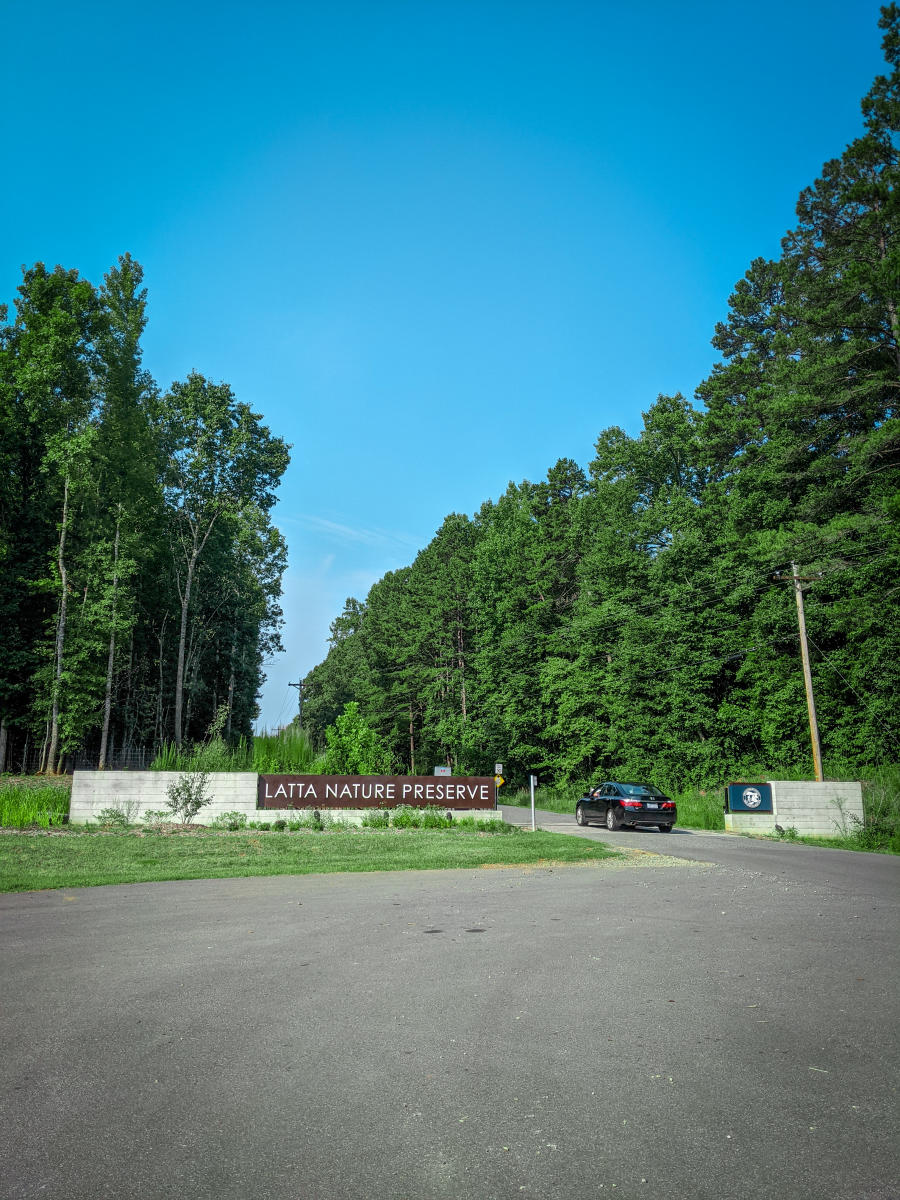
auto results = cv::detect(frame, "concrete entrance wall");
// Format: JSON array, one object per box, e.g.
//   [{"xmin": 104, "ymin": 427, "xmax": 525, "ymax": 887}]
[
  {"xmin": 724, "ymin": 780, "xmax": 864, "ymax": 837},
  {"xmin": 68, "ymin": 772, "xmax": 496, "ymax": 825}
]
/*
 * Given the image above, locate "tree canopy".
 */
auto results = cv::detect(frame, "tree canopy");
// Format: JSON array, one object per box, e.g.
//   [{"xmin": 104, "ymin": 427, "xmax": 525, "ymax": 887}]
[{"xmin": 0, "ymin": 256, "xmax": 290, "ymax": 771}]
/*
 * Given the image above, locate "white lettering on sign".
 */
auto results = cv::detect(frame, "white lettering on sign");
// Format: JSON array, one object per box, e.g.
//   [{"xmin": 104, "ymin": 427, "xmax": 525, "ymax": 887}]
[{"xmin": 260, "ymin": 775, "xmax": 492, "ymax": 809}]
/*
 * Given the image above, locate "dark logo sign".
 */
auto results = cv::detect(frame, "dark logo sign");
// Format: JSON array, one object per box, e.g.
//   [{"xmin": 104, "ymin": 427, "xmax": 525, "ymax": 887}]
[
  {"xmin": 726, "ymin": 782, "xmax": 773, "ymax": 813},
  {"xmin": 258, "ymin": 774, "xmax": 495, "ymax": 810}
]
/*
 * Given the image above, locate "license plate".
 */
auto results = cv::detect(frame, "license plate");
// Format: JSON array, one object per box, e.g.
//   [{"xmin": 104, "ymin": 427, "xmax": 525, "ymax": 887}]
[{"xmin": 645, "ymin": 802, "xmax": 658, "ymax": 809}]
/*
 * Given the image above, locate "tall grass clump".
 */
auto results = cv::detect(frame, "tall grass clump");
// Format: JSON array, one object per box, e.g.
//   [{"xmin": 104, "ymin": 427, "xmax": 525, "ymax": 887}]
[
  {"xmin": 251, "ymin": 724, "xmax": 323, "ymax": 773},
  {"xmin": 671, "ymin": 788, "xmax": 725, "ymax": 830},
  {"xmin": 0, "ymin": 782, "xmax": 69, "ymax": 828},
  {"xmin": 854, "ymin": 765, "xmax": 900, "ymax": 852},
  {"xmin": 151, "ymin": 713, "xmax": 324, "ymax": 774}
]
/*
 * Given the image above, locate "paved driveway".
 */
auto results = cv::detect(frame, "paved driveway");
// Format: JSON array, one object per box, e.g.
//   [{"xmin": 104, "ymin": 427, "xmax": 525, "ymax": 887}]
[{"xmin": 1, "ymin": 824, "xmax": 897, "ymax": 1200}]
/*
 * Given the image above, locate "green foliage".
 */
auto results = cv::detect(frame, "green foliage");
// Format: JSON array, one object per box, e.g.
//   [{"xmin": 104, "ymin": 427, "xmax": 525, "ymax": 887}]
[
  {"xmin": 250, "ymin": 725, "xmax": 323, "ymax": 774},
  {"xmin": 0, "ymin": 782, "xmax": 69, "ymax": 828},
  {"xmin": 164, "ymin": 772, "xmax": 211, "ymax": 823},
  {"xmin": 150, "ymin": 724, "xmax": 324, "ymax": 774},
  {"xmin": 141, "ymin": 809, "xmax": 171, "ymax": 828},
  {"xmin": 0, "ymin": 255, "xmax": 290, "ymax": 771},
  {"xmin": 390, "ymin": 805, "xmax": 452, "ymax": 829},
  {"xmin": 360, "ymin": 808, "xmax": 390, "ymax": 828},
  {"xmin": 96, "ymin": 806, "xmax": 130, "ymax": 828},
  {"xmin": 323, "ymin": 702, "xmax": 394, "ymax": 775},
  {"xmin": 210, "ymin": 810, "xmax": 248, "ymax": 831}
]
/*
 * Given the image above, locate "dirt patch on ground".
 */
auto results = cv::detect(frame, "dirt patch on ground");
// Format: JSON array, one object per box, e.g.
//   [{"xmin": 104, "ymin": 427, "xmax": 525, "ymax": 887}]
[{"xmin": 479, "ymin": 848, "xmax": 711, "ymax": 871}]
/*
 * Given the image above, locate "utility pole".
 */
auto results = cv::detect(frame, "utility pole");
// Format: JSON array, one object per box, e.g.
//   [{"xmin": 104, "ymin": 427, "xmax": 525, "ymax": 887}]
[
  {"xmin": 288, "ymin": 680, "xmax": 304, "ymax": 729},
  {"xmin": 790, "ymin": 562, "xmax": 824, "ymax": 782}
]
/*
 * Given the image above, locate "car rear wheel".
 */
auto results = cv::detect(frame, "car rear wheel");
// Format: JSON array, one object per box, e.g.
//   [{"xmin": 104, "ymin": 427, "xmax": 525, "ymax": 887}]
[
  {"xmin": 575, "ymin": 804, "xmax": 587, "ymax": 826},
  {"xmin": 658, "ymin": 823, "xmax": 672, "ymax": 832},
  {"xmin": 606, "ymin": 805, "xmax": 622, "ymax": 831}
]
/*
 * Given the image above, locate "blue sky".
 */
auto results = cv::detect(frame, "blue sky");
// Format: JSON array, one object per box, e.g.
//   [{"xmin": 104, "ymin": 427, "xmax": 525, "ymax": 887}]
[{"xmin": 2, "ymin": 1, "xmax": 885, "ymax": 729}]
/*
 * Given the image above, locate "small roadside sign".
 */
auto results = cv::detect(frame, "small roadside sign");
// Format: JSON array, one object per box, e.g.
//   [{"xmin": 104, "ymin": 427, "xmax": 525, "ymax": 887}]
[
  {"xmin": 494, "ymin": 762, "xmax": 504, "ymax": 776},
  {"xmin": 433, "ymin": 765, "xmax": 451, "ymax": 776},
  {"xmin": 494, "ymin": 774, "xmax": 505, "ymax": 787}
]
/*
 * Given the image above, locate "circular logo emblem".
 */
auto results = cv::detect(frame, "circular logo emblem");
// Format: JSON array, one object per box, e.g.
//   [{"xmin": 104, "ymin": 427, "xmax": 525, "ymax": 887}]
[{"xmin": 742, "ymin": 787, "xmax": 762, "ymax": 809}]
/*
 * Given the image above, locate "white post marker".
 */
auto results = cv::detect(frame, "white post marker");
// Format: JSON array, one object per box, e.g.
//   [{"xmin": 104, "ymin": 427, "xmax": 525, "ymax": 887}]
[{"xmin": 530, "ymin": 774, "xmax": 536, "ymax": 831}]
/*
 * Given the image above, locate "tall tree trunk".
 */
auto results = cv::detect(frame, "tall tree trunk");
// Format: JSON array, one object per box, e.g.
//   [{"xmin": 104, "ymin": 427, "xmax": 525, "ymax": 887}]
[
  {"xmin": 156, "ymin": 615, "xmax": 168, "ymax": 748},
  {"xmin": 409, "ymin": 703, "xmax": 416, "ymax": 775},
  {"xmin": 173, "ymin": 513, "xmax": 217, "ymax": 746},
  {"xmin": 98, "ymin": 509, "xmax": 122, "ymax": 769},
  {"xmin": 46, "ymin": 475, "xmax": 70, "ymax": 775},
  {"xmin": 457, "ymin": 621, "xmax": 467, "ymax": 721},
  {"xmin": 173, "ymin": 549, "xmax": 197, "ymax": 746},
  {"xmin": 123, "ymin": 624, "xmax": 135, "ymax": 749},
  {"xmin": 38, "ymin": 722, "xmax": 49, "ymax": 775},
  {"xmin": 0, "ymin": 716, "xmax": 7, "ymax": 774},
  {"xmin": 226, "ymin": 634, "xmax": 236, "ymax": 739},
  {"xmin": 184, "ymin": 634, "xmax": 202, "ymax": 740}
]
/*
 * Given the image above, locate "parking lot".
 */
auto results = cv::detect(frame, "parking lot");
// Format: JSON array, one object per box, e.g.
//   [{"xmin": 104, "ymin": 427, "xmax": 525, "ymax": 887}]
[{"xmin": 1, "ymin": 816, "xmax": 897, "ymax": 1199}]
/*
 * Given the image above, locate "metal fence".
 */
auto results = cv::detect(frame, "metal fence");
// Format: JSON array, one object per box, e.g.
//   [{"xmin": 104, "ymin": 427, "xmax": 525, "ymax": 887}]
[{"xmin": 1, "ymin": 734, "xmax": 156, "ymax": 775}]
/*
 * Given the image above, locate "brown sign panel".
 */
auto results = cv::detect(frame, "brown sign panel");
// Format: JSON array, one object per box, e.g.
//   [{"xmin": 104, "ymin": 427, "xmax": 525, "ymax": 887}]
[{"xmin": 258, "ymin": 775, "xmax": 495, "ymax": 810}]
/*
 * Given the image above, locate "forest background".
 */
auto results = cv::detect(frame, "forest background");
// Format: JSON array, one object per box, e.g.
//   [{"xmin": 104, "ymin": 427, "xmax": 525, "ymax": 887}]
[
  {"xmin": 302, "ymin": 9, "xmax": 900, "ymax": 792},
  {"xmin": 0, "ymin": 9, "xmax": 897, "ymax": 795}
]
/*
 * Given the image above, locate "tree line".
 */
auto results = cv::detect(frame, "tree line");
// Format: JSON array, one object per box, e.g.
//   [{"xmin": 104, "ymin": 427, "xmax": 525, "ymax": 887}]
[
  {"xmin": 303, "ymin": 8, "xmax": 900, "ymax": 789},
  {"xmin": 0, "ymin": 256, "xmax": 290, "ymax": 772}
]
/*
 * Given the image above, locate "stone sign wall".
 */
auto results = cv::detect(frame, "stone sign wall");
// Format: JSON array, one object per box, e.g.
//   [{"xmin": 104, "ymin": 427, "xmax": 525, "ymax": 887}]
[{"xmin": 68, "ymin": 771, "xmax": 497, "ymax": 824}]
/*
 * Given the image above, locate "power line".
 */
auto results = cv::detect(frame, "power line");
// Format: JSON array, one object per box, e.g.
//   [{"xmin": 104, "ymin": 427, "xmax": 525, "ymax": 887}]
[{"xmin": 804, "ymin": 633, "xmax": 900, "ymax": 753}]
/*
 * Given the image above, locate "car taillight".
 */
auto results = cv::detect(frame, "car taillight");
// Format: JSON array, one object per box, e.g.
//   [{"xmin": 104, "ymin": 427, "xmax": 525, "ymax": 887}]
[
  {"xmin": 621, "ymin": 799, "xmax": 643, "ymax": 808},
  {"xmin": 661, "ymin": 801, "xmax": 675, "ymax": 809}
]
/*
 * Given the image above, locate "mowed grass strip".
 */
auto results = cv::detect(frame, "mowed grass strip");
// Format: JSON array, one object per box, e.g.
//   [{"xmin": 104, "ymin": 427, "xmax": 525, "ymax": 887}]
[{"xmin": 0, "ymin": 828, "xmax": 620, "ymax": 892}]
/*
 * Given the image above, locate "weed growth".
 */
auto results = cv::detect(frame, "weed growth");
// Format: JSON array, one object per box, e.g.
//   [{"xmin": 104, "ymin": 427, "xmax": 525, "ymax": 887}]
[
  {"xmin": 150, "ymin": 723, "xmax": 324, "ymax": 774},
  {"xmin": 0, "ymin": 781, "xmax": 69, "ymax": 828}
]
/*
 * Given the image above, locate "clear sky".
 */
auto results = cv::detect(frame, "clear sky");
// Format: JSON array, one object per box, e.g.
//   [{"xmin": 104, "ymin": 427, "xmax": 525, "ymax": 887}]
[{"xmin": 2, "ymin": 0, "xmax": 885, "ymax": 730}]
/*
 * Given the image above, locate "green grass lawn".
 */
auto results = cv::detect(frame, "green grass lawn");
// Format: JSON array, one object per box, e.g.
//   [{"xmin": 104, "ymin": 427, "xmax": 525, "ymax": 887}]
[{"xmin": 0, "ymin": 827, "xmax": 620, "ymax": 892}]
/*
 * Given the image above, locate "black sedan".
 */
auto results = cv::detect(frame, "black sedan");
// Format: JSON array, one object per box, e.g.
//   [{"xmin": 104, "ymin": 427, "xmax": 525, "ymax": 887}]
[{"xmin": 575, "ymin": 781, "xmax": 677, "ymax": 832}]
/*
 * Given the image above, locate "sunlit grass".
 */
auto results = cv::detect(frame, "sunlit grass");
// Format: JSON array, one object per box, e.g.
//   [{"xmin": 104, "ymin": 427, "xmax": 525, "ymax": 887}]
[
  {"xmin": 150, "ymin": 724, "xmax": 324, "ymax": 774},
  {"xmin": 0, "ymin": 780, "xmax": 70, "ymax": 828},
  {"xmin": 0, "ymin": 826, "xmax": 620, "ymax": 892}
]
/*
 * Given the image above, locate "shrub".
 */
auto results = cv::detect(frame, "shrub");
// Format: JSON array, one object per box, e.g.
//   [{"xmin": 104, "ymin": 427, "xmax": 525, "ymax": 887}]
[
  {"xmin": 142, "ymin": 809, "xmax": 171, "ymax": 828},
  {"xmin": 390, "ymin": 805, "xmax": 422, "ymax": 829},
  {"xmin": 164, "ymin": 772, "xmax": 212, "ymax": 823},
  {"xmin": 323, "ymin": 702, "xmax": 394, "ymax": 775},
  {"xmin": 96, "ymin": 807, "xmax": 130, "ymax": 829},
  {"xmin": 419, "ymin": 806, "xmax": 453, "ymax": 828},
  {"xmin": 211, "ymin": 811, "xmax": 248, "ymax": 831}
]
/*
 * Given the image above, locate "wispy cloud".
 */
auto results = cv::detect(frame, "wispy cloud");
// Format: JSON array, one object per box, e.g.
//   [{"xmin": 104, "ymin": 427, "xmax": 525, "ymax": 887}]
[{"xmin": 284, "ymin": 513, "xmax": 425, "ymax": 553}]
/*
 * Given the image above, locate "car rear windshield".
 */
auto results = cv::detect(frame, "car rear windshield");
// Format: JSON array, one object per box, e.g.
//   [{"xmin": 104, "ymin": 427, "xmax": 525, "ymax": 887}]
[{"xmin": 620, "ymin": 783, "xmax": 664, "ymax": 797}]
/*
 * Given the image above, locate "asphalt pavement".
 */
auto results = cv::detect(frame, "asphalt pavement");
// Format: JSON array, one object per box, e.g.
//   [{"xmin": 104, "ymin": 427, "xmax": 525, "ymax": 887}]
[{"xmin": 1, "ymin": 813, "xmax": 897, "ymax": 1200}]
